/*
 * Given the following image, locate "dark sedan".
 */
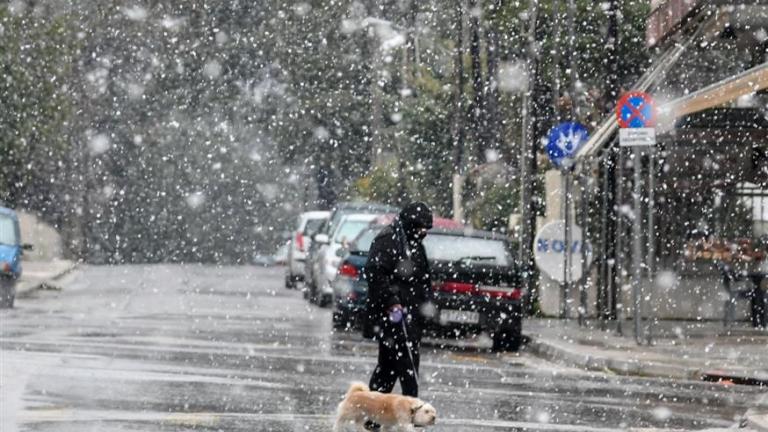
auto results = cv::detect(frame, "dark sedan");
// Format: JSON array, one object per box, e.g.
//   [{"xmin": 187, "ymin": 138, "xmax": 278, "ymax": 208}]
[{"xmin": 332, "ymin": 226, "xmax": 524, "ymax": 351}]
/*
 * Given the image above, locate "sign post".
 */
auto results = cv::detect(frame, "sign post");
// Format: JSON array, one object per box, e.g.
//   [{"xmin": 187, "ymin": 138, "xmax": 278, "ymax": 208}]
[
  {"xmin": 616, "ymin": 91, "xmax": 656, "ymax": 344},
  {"xmin": 546, "ymin": 122, "xmax": 589, "ymax": 320}
]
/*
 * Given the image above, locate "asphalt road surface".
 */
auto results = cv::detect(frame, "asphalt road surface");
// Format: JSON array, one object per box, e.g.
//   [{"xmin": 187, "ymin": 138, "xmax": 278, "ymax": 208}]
[{"xmin": 1, "ymin": 265, "xmax": 762, "ymax": 432}]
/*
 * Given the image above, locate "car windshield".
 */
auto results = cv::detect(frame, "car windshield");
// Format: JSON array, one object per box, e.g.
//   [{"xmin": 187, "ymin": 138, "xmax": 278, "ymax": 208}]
[
  {"xmin": 0, "ymin": 215, "xmax": 18, "ymax": 245},
  {"xmin": 303, "ymin": 218, "xmax": 326, "ymax": 236},
  {"xmin": 333, "ymin": 219, "xmax": 373, "ymax": 244},
  {"xmin": 350, "ymin": 228, "xmax": 380, "ymax": 253},
  {"xmin": 424, "ymin": 234, "xmax": 510, "ymax": 266}
]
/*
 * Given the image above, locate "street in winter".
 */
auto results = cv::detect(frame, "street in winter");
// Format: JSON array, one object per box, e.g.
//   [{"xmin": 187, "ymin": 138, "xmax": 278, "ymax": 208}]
[
  {"xmin": 2, "ymin": 0, "xmax": 768, "ymax": 431},
  {"xmin": 1, "ymin": 265, "xmax": 765, "ymax": 432}
]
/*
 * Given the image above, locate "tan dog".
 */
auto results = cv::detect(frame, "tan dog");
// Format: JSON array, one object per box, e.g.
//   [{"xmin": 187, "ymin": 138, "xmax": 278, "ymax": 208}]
[{"xmin": 334, "ymin": 382, "xmax": 437, "ymax": 432}]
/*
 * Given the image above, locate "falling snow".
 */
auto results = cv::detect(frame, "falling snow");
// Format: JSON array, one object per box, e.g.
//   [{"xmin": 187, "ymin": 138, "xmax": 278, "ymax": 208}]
[{"xmin": 1, "ymin": 1, "xmax": 767, "ymax": 431}]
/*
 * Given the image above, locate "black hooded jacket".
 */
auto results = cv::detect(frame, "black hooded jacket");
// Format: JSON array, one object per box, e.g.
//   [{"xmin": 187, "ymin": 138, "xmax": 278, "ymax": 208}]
[{"xmin": 364, "ymin": 202, "xmax": 434, "ymax": 323}]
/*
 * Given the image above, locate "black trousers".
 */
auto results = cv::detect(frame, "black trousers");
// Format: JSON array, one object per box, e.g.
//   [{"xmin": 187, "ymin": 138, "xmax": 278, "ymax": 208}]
[
  {"xmin": 369, "ymin": 316, "xmax": 421, "ymax": 397},
  {"xmin": 749, "ymin": 287, "xmax": 766, "ymax": 328}
]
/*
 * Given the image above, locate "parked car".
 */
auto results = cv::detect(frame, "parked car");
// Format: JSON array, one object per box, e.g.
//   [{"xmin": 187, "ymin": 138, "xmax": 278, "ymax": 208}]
[
  {"xmin": 0, "ymin": 207, "xmax": 32, "ymax": 309},
  {"xmin": 285, "ymin": 211, "xmax": 330, "ymax": 288},
  {"xmin": 273, "ymin": 242, "xmax": 289, "ymax": 266},
  {"xmin": 331, "ymin": 215, "xmax": 462, "ymax": 329},
  {"xmin": 307, "ymin": 213, "xmax": 378, "ymax": 306},
  {"xmin": 252, "ymin": 253, "xmax": 277, "ymax": 267},
  {"xmin": 303, "ymin": 202, "xmax": 398, "ymax": 297},
  {"xmin": 332, "ymin": 225, "xmax": 524, "ymax": 352}
]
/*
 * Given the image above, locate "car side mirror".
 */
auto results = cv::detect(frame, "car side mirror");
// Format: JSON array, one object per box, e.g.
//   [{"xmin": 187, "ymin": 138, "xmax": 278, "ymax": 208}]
[
  {"xmin": 314, "ymin": 234, "xmax": 330, "ymax": 245},
  {"xmin": 22, "ymin": 243, "xmax": 33, "ymax": 251}
]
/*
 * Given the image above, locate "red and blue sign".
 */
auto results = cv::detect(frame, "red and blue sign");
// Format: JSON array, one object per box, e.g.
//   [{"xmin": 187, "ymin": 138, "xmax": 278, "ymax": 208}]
[{"xmin": 616, "ymin": 92, "xmax": 656, "ymax": 129}]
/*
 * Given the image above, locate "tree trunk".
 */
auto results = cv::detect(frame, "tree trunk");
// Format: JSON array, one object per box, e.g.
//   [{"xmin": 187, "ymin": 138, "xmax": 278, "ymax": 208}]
[{"xmin": 451, "ymin": 0, "xmax": 467, "ymax": 220}]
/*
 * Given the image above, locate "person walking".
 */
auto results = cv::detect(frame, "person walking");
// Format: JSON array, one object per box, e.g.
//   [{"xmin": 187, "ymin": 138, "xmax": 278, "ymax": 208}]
[{"xmin": 365, "ymin": 201, "xmax": 433, "ymax": 398}]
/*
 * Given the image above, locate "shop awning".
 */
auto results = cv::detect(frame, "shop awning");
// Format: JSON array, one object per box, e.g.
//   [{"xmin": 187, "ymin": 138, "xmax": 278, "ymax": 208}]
[{"xmin": 658, "ymin": 61, "xmax": 768, "ymax": 119}]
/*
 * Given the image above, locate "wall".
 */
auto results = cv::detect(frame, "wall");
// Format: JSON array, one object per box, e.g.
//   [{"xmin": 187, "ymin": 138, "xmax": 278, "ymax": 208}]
[
  {"xmin": 17, "ymin": 211, "xmax": 64, "ymax": 262},
  {"xmin": 617, "ymin": 267, "xmax": 751, "ymax": 321}
]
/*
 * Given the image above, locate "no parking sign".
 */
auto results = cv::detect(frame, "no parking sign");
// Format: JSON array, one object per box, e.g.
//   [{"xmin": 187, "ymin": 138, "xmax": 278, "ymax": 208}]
[{"xmin": 616, "ymin": 92, "xmax": 656, "ymax": 147}]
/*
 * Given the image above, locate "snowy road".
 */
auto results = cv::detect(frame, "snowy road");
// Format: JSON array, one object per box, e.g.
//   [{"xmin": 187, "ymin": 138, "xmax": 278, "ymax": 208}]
[{"xmin": 0, "ymin": 265, "xmax": 760, "ymax": 431}]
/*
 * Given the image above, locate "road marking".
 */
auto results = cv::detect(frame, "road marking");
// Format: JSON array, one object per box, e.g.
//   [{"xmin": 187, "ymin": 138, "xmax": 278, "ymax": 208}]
[
  {"xmin": 449, "ymin": 353, "xmax": 490, "ymax": 363},
  {"xmin": 0, "ymin": 337, "xmax": 508, "ymax": 375},
  {"xmin": 164, "ymin": 412, "xmax": 218, "ymax": 427},
  {"xmin": 16, "ymin": 408, "xmax": 638, "ymax": 431}
]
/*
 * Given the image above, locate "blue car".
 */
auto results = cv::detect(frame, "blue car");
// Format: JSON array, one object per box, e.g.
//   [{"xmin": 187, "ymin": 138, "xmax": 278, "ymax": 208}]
[{"xmin": 0, "ymin": 207, "xmax": 32, "ymax": 308}]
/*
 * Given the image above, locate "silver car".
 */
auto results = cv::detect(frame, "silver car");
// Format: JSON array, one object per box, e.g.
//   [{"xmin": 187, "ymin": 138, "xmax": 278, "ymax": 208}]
[
  {"xmin": 285, "ymin": 211, "xmax": 330, "ymax": 289},
  {"xmin": 307, "ymin": 213, "xmax": 378, "ymax": 306}
]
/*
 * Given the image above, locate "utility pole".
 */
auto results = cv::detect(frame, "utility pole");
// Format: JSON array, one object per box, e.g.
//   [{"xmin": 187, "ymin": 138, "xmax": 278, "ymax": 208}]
[
  {"xmin": 469, "ymin": 0, "xmax": 485, "ymax": 163},
  {"xmin": 485, "ymin": 0, "xmax": 503, "ymax": 155},
  {"xmin": 566, "ymin": 0, "xmax": 581, "ymax": 324},
  {"xmin": 600, "ymin": 0, "xmax": 621, "ymax": 324},
  {"xmin": 451, "ymin": 0, "xmax": 467, "ymax": 223},
  {"xmin": 519, "ymin": 0, "xmax": 541, "ymax": 311},
  {"xmin": 551, "ymin": 0, "xmax": 561, "ymax": 120},
  {"xmin": 566, "ymin": 0, "xmax": 578, "ymax": 118},
  {"xmin": 397, "ymin": 39, "xmax": 411, "ymax": 205}
]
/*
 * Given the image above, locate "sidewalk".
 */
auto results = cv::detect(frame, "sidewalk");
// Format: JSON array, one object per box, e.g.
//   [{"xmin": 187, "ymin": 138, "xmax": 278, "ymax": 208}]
[
  {"xmin": 746, "ymin": 393, "xmax": 768, "ymax": 432},
  {"xmin": 523, "ymin": 318, "xmax": 768, "ymax": 383},
  {"xmin": 16, "ymin": 259, "xmax": 78, "ymax": 296},
  {"xmin": 522, "ymin": 318, "xmax": 768, "ymax": 429}
]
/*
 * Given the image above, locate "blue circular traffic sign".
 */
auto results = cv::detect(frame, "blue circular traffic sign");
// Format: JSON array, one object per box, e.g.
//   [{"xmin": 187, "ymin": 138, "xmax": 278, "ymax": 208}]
[{"xmin": 546, "ymin": 122, "xmax": 589, "ymax": 168}]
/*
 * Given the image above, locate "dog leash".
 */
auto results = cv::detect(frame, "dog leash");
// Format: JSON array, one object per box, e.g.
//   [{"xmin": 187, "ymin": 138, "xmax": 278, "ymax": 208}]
[{"xmin": 399, "ymin": 317, "xmax": 419, "ymax": 382}]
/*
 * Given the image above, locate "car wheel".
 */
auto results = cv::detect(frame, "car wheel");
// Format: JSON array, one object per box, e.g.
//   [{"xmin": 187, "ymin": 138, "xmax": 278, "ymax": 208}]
[
  {"xmin": 285, "ymin": 274, "xmax": 296, "ymax": 289},
  {"xmin": 318, "ymin": 293, "xmax": 332, "ymax": 308},
  {"xmin": 332, "ymin": 311, "xmax": 349, "ymax": 330},
  {"xmin": 0, "ymin": 280, "xmax": 16, "ymax": 309},
  {"xmin": 491, "ymin": 328, "xmax": 522, "ymax": 352},
  {"xmin": 303, "ymin": 277, "xmax": 316, "ymax": 302}
]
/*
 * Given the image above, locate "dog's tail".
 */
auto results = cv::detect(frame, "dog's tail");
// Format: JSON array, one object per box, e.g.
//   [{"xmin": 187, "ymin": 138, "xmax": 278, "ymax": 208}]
[
  {"xmin": 345, "ymin": 381, "xmax": 369, "ymax": 398},
  {"xmin": 335, "ymin": 382, "xmax": 370, "ymax": 431}
]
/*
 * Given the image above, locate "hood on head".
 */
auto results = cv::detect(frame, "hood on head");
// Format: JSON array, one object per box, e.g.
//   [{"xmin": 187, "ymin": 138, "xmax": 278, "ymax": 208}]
[{"xmin": 399, "ymin": 202, "xmax": 433, "ymax": 231}]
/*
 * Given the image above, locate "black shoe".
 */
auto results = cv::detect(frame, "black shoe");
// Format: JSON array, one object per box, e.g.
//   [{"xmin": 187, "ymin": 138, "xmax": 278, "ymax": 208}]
[{"xmin": 364, "ymin": 420, "xmax": 381, "ymax": 431}]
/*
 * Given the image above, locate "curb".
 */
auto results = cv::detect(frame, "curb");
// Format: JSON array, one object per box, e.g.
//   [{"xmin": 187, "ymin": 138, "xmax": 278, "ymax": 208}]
[
  {"xmin": 745, "ymin": 393, "xmax": 768, "ymax": 432},
  {"xmin": 16, "ymin": 262, "xmax": 79, "ymax": 297},
  {"xmin": 747, "ymin": 414, "xmax": 768, "ymax": 432},
  {"xmin": 524, "ymin": 335, "xmax": 768, "ymax": 387},
  {"xmin": 523, "ymin": 336, "xmax": 699, "ymax": 381}
]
